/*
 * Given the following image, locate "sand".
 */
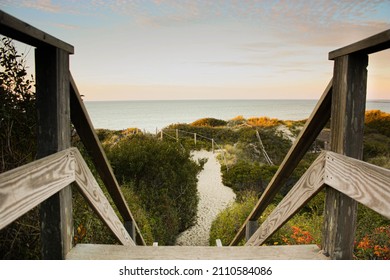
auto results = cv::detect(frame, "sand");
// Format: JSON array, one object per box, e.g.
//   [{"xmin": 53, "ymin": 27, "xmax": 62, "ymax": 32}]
[{"xmin": 175, "ymin": 150, "xmax": 236, "ymax": 246}]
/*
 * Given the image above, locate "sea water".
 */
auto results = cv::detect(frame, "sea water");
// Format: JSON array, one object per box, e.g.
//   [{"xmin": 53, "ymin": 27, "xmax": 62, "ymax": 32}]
[{"xmin": 84, "ymin": 99, "xmax": 390, "ymax": 132}]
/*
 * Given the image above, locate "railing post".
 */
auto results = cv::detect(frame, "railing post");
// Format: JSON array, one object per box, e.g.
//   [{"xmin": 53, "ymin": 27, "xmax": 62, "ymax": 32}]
[
  {"xmin": 35, "ymin": 46, "xmax": 73, "ymax": 259},
  {"xmin": 245, "ymin": 220, "xmax": 258, "ymax": 241},
  {"xmin": 322, "ymin": 53, "xmax": 368, "ymax": 259},
  {"xmin": 124, "ymin": 221, "xmax": 136, "ymax": 244}
]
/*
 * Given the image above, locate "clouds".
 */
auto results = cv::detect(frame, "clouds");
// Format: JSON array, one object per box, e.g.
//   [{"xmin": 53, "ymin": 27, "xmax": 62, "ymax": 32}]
[{"xmin": 1, "ymin": 0, "xmax": 389, "ymax": 100}]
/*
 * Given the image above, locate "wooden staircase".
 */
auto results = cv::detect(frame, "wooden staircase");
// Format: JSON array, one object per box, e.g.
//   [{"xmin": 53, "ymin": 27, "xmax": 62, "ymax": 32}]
[{"xmin": 1, "ymin": 11, "xmax": 389, "ymax": 260}]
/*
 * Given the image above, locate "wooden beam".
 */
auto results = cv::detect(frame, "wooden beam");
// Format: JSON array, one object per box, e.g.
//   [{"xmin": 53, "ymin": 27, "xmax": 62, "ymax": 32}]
[
  {"xmin": 35, "ymin": 46, "xmax": 73, "ymax": 259},
  {"xmin": 324, "ymin": 152, "xmax": 390, "ymax": 220},
  {"xmin": 0, "ymin": 149, "xmax": 75, "ymax": 230},
  {"xmin": 230, "ymin": 79, "xmax": 332, "ymax": 246},
  {"xmin": 0, "ymin": 10, "xmax": 74, "ymax": 53},
  {"xmin": 245, "ymin": 152, "xmax": 326, "ymax": 246},
  {"xmin": 322, "ymin": 54, "xmax": 368, "ymax": 260},
  {"xmin": 329, "ymin": 29, "xmax": 390, "ymax": 60},
  {"xmin": 67, "ymin": 244, "xmax": 328, "ymax": 260},
  {"xmin": 73, "ymin": 149, "xmax": 135, "ymax": 246},
  {"xmin": 0, "ymin": 147, "xmax": 135, "ymax": 246},
  {"xmin": 69, "ymin": 74, "xmax": 145, "ymax": 246}
]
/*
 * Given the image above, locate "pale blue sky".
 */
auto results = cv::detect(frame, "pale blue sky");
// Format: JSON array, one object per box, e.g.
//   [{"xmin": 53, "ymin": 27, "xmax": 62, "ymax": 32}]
[{"xmin": 1, "ymin": 0, "xmax": 389, "ymax": 100}]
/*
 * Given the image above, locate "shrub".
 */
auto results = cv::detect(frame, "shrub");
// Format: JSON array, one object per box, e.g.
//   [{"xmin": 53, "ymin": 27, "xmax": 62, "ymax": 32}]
[
  {"xmin": 355, "ymin": 225, "xmax": 390, "ymax": 260},
  {"xmin": 209, "ymin": 191, "xmax": 258, "ymax": 246},
  {"xmin": 221, "ymin": 160, "xmax": 278, "ymax": 194},
  {"xmin": 106, "ymin": 135, "xmax": 201, "ymax": 245},
  {"xmin": 247, "ymin": 116, "xmax": 280, "ymax": 127},
  {"xmin": 191, "ymin": 117, "xmax": 227, "ymax": 127},
  {"xmin": 0, "ymin": 37, "xmax": 39, "ymax": 259}
]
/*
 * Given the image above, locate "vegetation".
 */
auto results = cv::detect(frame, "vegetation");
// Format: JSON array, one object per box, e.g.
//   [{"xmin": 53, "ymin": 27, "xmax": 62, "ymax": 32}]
[
  {"xmin": 207, "ymin": 112, "xmax": 390, "ymax": 259},
  {"xmin": 101, "ymin": 133, "xmax": 202, "ymax": 245},
  {"xmin": 1, "ymin": 37, "xmax": 389, "ymax": 259},
  {"xmin": 0, "ymin": 37, "xmax": 40, "ymax": 259}
]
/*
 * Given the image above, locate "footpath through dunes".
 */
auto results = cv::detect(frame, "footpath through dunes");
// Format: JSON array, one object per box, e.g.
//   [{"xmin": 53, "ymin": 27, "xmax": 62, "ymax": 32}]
[{"xmin": 175, "ymin": 150, "xmax": 236, "ymax": 246}]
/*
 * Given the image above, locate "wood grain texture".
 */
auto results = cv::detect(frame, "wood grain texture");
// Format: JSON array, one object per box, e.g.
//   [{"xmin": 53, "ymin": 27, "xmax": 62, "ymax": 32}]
[
  {"xmin": 329, "ymin": 29, "xmax": 390, "ymax": 59},
  {"xmin": 0, "ymin": 10, "xmax": 74, "ymax": 53},
  {"xmin": 325, "ymin": 152, "xmax": 390, "ymax": 219},
  {"xmin": 230, "ymin": 79, "xmax": 332, "ymax": 246},
  {"xmin": 0, "ymin": 149, "xmax": 75, "ymax": 230},
  {"xmin": 1, "ymin": 147, "xmax": 135, "ymax": 247},
  {"xmin": 69, "ymin": 74, "xmax": 145, "ymax": 245},
  {"xmin": 73, "ymin": 149, "xmax": 135, "ymax": 246},
  {"xmin": 35, "ymin": 47, "xmax": 74, "ymax": 259},
  {"xmin": 245, "ymin": 153, "xmax": 326, "ymax": 246},
  {"xmin": 322, "ymin": 54, "xmax": 368, "ymax": 260},
  {"xmin": 67, "ymin": 244, "xmax": 328, "ymax": 260}
]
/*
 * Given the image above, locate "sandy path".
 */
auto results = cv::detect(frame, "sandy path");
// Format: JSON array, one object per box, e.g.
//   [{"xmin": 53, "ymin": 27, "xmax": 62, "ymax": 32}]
[{"xmin": 175, "ymin": 150, "xmax": 236, "ymax": 246}]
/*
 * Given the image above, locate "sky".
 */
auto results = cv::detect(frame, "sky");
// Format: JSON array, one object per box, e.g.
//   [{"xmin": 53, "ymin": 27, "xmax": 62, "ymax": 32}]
[{"xmin": 1, "ymin": 0, "xmax": 390, "ymax": 101}]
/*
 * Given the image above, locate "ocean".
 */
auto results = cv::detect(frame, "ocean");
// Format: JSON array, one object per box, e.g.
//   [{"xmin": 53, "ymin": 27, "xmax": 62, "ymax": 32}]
[{"xmin": 84, "ymin": 99, "xmax": 390, "ymax": 133}]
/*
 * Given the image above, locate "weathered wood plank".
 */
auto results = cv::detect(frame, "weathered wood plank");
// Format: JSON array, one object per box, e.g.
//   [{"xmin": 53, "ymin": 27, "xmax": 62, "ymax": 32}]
[
  {"xmin": 230, "ymin": 79, "xmax": 332, "ymax": 246},
  {"xmin": 67, "ymin": 244, "xmax": 328, "ymax": 260},
  {"xmin": 35, "ymin": 46, "xmax": 73, "ymax": 259},
  {"xmin": 246, "ymin": 153, "xmax": 326, "ymax": 246},
  {"xmin": 72, "ymin": 149, "xmax": 135, "ymax": 246},
  {"xmin": 69, "ymin": 74, "xmax": 145, "ymax": 245},
  {"xmin": 0, "ymin": 10, "xmax": 74, "ymax": 53},
  {"xmin": 0, "ymin": 149, "xmax": 75, "ymax": 230},
  {"xmin": 322, "ymin": 53, "xmax": 368, "ymax": 260},
  {"xmin": 329, "ymin": 29, "xmax": 390, "ymax": 60},
  {"xmin": 324, "ymin": 152, "xmax": 390, "ymax": 219}
]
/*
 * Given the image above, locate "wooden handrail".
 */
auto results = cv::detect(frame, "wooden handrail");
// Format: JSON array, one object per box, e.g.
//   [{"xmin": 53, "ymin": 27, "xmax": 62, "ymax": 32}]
[
  {"xmin": 230, "ymin": 79, "xmax": 332, "ymax": 246},
  {"xmin": 0, "ymin": 148, "xmax": 135, "ymax": 246},
  {"xmin": 0, "ymin": 10, "xmax": 74, "ymax": 53},
  {"xmin": 69, "ymin": 74, "xmax": 146, "ymax": 245},
  {"xmin": 245, "ymin": 151, "xmax": 390, "ymax": 246},
  {"xmin": 329, "ymin": 29, "xmax": 390, "ymax": 59}
]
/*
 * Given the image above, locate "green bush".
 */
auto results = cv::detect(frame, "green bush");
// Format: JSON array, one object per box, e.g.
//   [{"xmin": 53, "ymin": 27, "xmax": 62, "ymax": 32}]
[
  {"xmin": 106, "ymin": 135, "xmax": 201, "ymax": 245},
  {"xmin": 191, "ymin": 117, "xmax": 227, "ymax": 127},
  {"xmin": 221, "ymin": 161, "xmax": 278, "ymax": 194},
  {"xmin": 209, "ymin": 191, "xmax": 258, "ymax": 246},
  {"xmin": 0, "ymin": 37, "xmax": 39, "ymax": 259}
]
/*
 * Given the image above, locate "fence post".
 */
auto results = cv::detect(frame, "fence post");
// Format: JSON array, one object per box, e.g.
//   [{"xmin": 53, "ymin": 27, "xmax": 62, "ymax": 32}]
[
  {"xmin": 176, "ymin": 129, "xmax": 179, "ymax": 142},
  {"xmin": 322, "ymin": 53, "xmax": 368, "ymax": 259},
  {"xmin": 245, "ymin": 220, "xmax": 258, "ymax": 242},
  {"xmin": 35, "ymin": 46, "xmax": 73, "ymax": 259},
  {"xmin": 194, "ymin": 133, "xmax": 197, "ymax": 146},
  {"xmin": 124, "ymin": 221, "xmax": 136, "ymax": 243}
]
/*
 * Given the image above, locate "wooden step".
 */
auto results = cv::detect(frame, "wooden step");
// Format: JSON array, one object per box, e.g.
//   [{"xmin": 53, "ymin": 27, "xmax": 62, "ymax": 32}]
[{"xmin": 66, "ymin": 244, "xmax": 328, "ymax": 260}]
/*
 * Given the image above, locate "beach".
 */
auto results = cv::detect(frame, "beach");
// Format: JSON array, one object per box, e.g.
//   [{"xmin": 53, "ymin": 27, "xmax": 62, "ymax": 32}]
[{"xmin": 175, "ymin": 150, "xmax": 236, "ymax": 246}]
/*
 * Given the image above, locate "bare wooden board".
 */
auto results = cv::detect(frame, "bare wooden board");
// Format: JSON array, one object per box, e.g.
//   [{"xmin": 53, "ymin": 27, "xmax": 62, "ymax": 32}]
[
  {"xmin": 329, "ymin": 29, "xmax": 390, "ymax": 59},
  {"xmin": 0, "ymin": 10, "xmax": 74, "ymax": 53},
  {"xmin": 0, "ymin": 147, "xmax": 135, "ymax": 247},
  {"xmin": 73, "ymin": 149, "xmax": 135, "ymax": 246},
  {"xmin": 66, "ymin": 244, "xmax": 328, "ymax": 260},
  {"xmin": 0, "ymin": 149, "xmax": 75, "ymax": 230},
  {"xmin": 325, "ymin": 152, "xmax": 390, "ymax": 219},
  {"xmin": 245, "ymin": 153, "xmax": 326, "ymax": 246}
]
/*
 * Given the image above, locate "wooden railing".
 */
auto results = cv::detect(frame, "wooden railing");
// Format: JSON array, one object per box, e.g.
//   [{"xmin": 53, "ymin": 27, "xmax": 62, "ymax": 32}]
[
  {"xmin": 1, "ymin": 10, "xmax": 389, "ymax": 260},
  {"xmin": 245, "ymin": 151, "xmax": 390, "ymax": 246},
  {"xmin": 0, "ymin": 148, "xmax": 135, "ymax": 246},
  {"xmin": 0, "ymin": 10, "xmax": 145, "ymax": 259},
  {"xmin": 231, "ymin": 29, "xmax": 390, "ymax": 260}
]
